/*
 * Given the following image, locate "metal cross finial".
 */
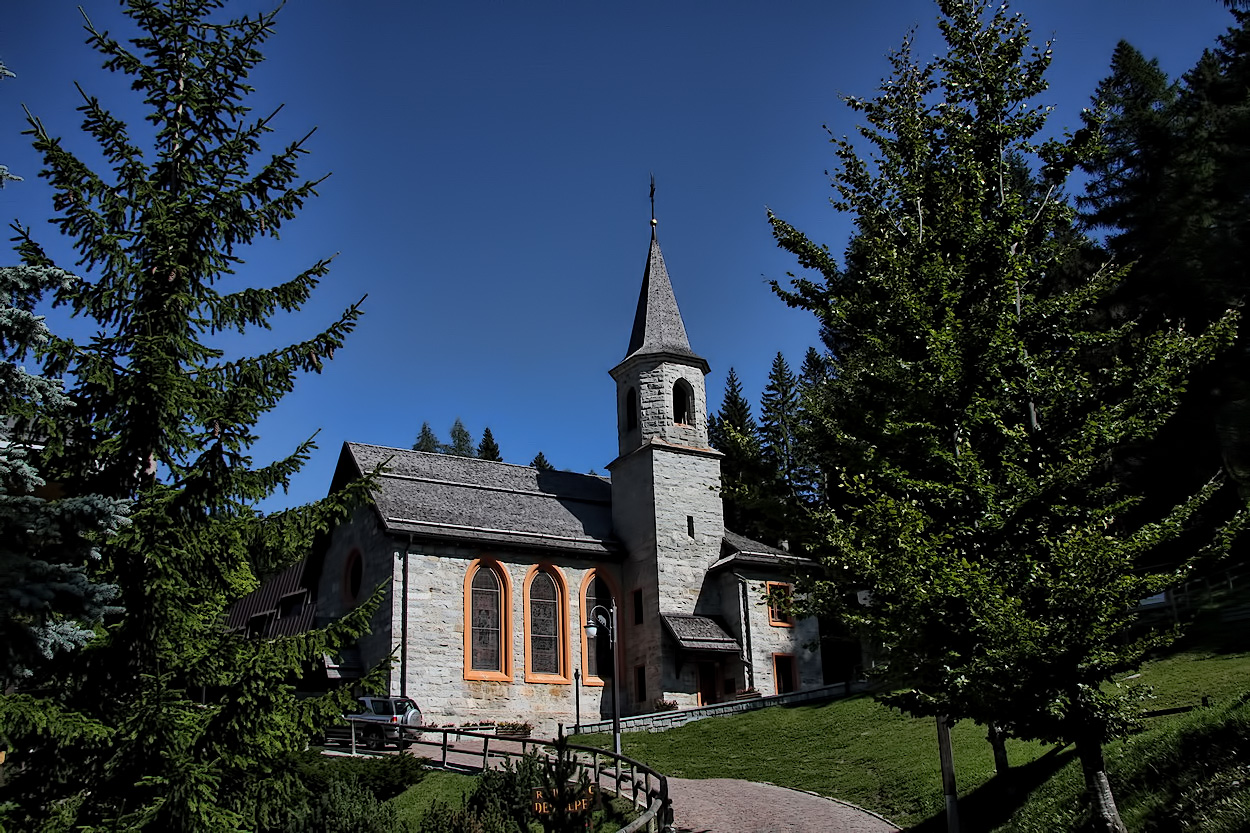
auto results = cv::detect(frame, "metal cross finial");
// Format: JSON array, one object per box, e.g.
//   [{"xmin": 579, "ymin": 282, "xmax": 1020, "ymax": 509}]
[{"xmin": 650, "ymin": 174, "xmax": 656, "ymax": 227}]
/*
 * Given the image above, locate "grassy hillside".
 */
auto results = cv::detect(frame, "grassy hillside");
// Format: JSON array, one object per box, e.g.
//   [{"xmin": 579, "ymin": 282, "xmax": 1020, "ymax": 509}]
[{"xmin": 572, "ymin": 642, "xmax": 1250, "ymax": 830}]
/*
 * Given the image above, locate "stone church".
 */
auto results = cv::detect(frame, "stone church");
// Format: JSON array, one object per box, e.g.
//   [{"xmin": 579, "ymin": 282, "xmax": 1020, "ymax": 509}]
[{"xmin": 309, "ymin": 225, "xmax": 823, "ymax": 733}]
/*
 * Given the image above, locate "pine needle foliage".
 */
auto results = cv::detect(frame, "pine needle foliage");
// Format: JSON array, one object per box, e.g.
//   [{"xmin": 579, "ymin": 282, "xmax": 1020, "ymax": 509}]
[
  {"xmin": 2, "ymin": 2, "xmax": 384, "ymax": 829},
  {"xmin": 769, "ymin": 1, "xmax": 1246, "ymax": 829}
]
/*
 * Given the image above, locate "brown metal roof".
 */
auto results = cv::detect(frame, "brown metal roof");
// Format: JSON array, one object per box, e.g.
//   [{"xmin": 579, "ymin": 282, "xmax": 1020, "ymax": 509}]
[{"xmin": 660, "ymin": 613, "xmax": 740, "ymax": 653}]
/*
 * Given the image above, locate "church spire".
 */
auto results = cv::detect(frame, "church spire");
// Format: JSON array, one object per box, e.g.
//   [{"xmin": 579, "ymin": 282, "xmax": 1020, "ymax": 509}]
[{"xmin": 623, "ymin": 184, "xmax": 707, "ymax": 370}]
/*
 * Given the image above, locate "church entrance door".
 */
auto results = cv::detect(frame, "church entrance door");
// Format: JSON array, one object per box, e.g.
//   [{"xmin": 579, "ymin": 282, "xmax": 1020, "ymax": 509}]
[{"xmin": 697, "ymin": 662, "xmax": 720, "ymax": 706}]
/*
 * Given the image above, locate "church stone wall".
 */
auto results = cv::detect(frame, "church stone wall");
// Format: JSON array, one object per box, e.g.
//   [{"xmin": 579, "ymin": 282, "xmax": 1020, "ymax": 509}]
[
  {"xmin": 615, "ymin": 359, "xmax": 710, "ymax": 457},
  {"xmin": 318, "ymin": 506, "xmax": 396, "ymax": 676},
  {"xmin": 390, "ymin": 540, "xmax": 617, "ymax": 737},
  {"xmin": 651, "ymin": 448, "xmax": 724, "ymax": 614},
  {"xmin": 741, "ymin": 575, "xmax": 823, "ymax": 694}
]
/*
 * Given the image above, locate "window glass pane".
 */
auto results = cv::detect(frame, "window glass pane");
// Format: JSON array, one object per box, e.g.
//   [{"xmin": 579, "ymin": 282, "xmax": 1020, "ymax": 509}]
[
  {"xmin": 530, "ymin": 572, "xmax": 559, "ymax": 675},
  {"xmin": 585, "ymin": 576, "xmax": 612, "ymax": 678},
  {"xmin": 471, "ymin": 568, "xmax": 501, "ymax": 672}
]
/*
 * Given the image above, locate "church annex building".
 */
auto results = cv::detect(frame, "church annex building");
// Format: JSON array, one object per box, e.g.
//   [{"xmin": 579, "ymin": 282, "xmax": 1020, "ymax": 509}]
[{"xmin": 303, "ymin": 227, "xmax": 825, "ymax": 733}]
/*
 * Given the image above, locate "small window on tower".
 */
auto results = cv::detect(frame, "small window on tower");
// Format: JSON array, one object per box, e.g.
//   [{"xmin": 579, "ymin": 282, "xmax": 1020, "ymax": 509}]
[
  {"xmin": 687, "ymin": 515, "xmax": 695, "ymax": 538},
  {"xmin": 632, "ymin": 588, "xmax": 644, "ymax": 625},
  {"xmin": 673, "ymin": 380, "xmax": 692, "ymax": 426},
  {"xmin": 625, "ymin": 387, "xmax": 638, "ymax": 431}
]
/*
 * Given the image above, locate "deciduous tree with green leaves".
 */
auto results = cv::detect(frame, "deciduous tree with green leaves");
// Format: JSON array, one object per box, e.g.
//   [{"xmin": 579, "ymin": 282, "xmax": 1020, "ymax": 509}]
[
  {"xmin": 770, "ymin": 2, "xmax": 1244, "ymax": 830},
  {"xmin": 448, "ymin": 417, "xmax": 475, "ymax": 457},
  {"xmin": 2, "ymin": 3, "xmax": 383, "ymax": 828}
]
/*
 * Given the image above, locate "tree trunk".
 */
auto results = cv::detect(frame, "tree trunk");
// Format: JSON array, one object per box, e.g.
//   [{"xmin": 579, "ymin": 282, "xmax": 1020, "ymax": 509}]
[
  {"xmin": 987, "ymin": 723, "xmax": 1010, "ymax": 775},
  {"xmin": 936, "ymin": 715, "xmax": 961, "ymax": 833},
  {"xmin": 1076, "ymin": 737, "xmax": 1128, "ymax": 833}
]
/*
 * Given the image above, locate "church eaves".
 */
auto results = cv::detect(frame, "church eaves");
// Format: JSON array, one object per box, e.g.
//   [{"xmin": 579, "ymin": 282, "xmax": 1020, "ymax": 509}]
[{"xmin": 622, "ymin": 229, "xmax": 708, "ymax": 372}]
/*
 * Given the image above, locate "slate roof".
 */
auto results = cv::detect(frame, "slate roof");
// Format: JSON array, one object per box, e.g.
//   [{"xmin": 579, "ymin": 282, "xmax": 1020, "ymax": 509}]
[
  {"xmin": 660, "ymin": 613, "xmax": 741, "ymax": 653},
  {"xmin": 709, "ymin": 531, "xmax": 816, "ymax": 573},
  {"xmin": 623, "ymin": 231, "xmax": 709, "ymax": 371},
  {"xmin": 225, "ymin": 559, "xmax": 317, "ymax": 637},
  {"xmin": 339, "ymin": 443, "xmax": 620, "ymax": 557}
]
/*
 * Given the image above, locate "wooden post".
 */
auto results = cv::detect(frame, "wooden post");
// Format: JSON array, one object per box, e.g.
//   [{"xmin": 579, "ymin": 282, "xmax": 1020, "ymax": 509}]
[{"xmin": 936, "ymin": 715, "xmax": 961, "ymax": 833}]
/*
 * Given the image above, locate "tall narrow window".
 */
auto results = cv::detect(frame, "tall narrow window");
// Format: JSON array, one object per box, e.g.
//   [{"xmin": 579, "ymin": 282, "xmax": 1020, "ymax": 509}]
[
  {"xmin": 471, "ymin": 569, "xmax": 501, "ymax": 671},
  {"xmin": 524, "ymin": 565, "xmax": 569, "ymax": 682},
  {"xmin": 464, "ymin": 560, "xmax": 511, "ymax": 681},
  {"xmin": 583, "ymin": 574, "xmax": 614, "ymax": 682},
  {"xmin": 530, "ymin": 572, "xmax": 558, "ymax": 674},
  {"xmin": 673, "ymin": 380, "xmax": 692, "ymax": 425},
  {"xmin": 625, "ymin": 387, "xmax": 638, "ymax": 431}
]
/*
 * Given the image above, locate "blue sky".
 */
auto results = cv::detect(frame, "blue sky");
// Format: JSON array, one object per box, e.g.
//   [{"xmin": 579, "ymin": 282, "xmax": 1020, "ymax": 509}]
[{"xmin": 1, "ymin": 0, "xmax": 1238, "ymax": 510}]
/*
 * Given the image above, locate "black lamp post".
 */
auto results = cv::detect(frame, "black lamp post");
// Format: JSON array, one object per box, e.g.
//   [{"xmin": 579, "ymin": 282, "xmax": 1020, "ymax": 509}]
[{"xmin": 584, "ymin": 599, "xmax": 621, "ymax": 756}]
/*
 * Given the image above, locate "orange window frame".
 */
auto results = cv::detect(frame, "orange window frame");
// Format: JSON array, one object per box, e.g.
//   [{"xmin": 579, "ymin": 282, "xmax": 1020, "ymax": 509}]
[
  {"xmin": 523, "ymin": 564, "xmax": 571, "ymax": 684},
  {"xmin": 772, "ymin": 653, "xmax": 797, "ymax": 695},
  {"xmin": 766, "ymin": 582, "xmax": 794, "ymax": 627},
  {"xmin": 463, "ymin": 558, "xmax": 513, "ymax": 682},
  {"xmin": 578, "ymin": 570, "xmax": 620, "ymax": 687}
]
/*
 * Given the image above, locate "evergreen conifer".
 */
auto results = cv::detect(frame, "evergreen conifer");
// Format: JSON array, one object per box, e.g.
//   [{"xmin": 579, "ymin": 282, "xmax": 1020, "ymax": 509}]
[
  {"xmin": 771, "ymin": 2, "xmax": 1245, "ymax": 828},
  {"xmin": 413, "ymin": 421, "xmax": 440, "ymax": 453},
  {"xmin": 477, "ymin": 427, "xmax": 503, "ymax": 462},
  {"xmin": 2, "ymin": 4, "xmax": 383, "ymax": 827}
]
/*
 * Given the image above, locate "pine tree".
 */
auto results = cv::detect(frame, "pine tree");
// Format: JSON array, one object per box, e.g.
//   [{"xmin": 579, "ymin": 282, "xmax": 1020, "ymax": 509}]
[
  {"xmin": 1080, "ymin": 17, "xmax": 1250, "ymax": 513},
  {"xmin": 2, "ymin": 3, "xmax": 382, "ymax": 828},
  {"xmin": 760, "ymin": 352, "xmax": 802, "ymax": 498},
  {"xmin": 530, "ymin": 451, "xmax": 554, "ymax": 471},
  {"xmin": 413, "ymin": 421, "xmax": 440, "ymax": 453},
  {"xmin": 710, "ymin": 368, "xmax": 773, "ymax": 541},
  {"xmin": 477, "ymin": 427, "xmax": 503, "ymax": 462},
  {"xmin": 0, "ymin": 60, "xmax": 129, "ymax": 762},
  {"xmin": 770, "ymin": 2, "xmax": 1244, "ymax": 829}
]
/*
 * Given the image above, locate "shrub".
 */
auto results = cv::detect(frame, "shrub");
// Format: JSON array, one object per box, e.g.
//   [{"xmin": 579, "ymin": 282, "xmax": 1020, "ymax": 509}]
[{"xmin": 298, "ymin": 750, "xmax": 428, "ymax": 801}]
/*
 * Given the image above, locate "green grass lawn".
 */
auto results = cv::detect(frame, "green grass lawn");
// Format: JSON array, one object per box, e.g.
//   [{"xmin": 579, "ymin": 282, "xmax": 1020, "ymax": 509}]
[{"xmin": 571, "ymin": 646, "xmax": 1250, "ymax": 831}]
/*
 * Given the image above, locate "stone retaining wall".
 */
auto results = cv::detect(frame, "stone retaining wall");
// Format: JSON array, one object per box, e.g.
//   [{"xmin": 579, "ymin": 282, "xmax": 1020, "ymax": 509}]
[{"xmin": 573, "ymin": 681, "xmax": 867, "ymax": 735}]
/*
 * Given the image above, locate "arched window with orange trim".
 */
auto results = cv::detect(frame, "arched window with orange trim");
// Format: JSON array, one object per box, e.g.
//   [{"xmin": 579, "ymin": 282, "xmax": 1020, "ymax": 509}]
[
  {"xmin": 523, "ymin": 565, "xmax": 569, "ymax": 683},
  {"xmin": 579, "ymin": 570, "xmax": 616, "ymax": 686},
  {"xmin": 464, "ymin": 560, "xmax": 511, "ymax": 681}
]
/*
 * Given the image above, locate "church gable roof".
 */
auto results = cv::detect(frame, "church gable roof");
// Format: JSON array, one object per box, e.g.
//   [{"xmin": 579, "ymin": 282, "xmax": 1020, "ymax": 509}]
[
  {"xmin": 660, "ymin": 613, "xmax": 740, "ymax": 653},
  {"xmin": 339, "ymin": 443, "xmax": 619, "ymax": 556},
  {"xmin": 622, "ymin": 232, "xmax": 708, "ymax": 371},
  {"xmin": 710, "ymin": 530, "xmax": 816, "ymax": 573}
]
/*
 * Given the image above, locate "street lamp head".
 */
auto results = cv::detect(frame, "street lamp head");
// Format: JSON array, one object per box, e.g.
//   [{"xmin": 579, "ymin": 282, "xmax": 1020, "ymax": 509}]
[{"xmin": 584, "ymin": 620, "xmax": 600, "ymax": 639}]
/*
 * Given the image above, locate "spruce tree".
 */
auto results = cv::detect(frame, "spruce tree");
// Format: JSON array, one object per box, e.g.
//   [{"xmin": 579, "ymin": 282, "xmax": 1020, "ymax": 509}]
[
  {"xmin": 0, "ymin": 60, "xmax": 128, "ymax": 762},
  {"xmin": 710, "ymin": 368, "xmax": 773, "ymax": 541},
  {"xmin": 3, "ymin": 3, "xmax": 381, "ymax": 828},
  {"xmin": 530, "ymin": 451, "xmax": 554, "ymax": 471},
  {"xmin": 447, "ymin": 417, "xmax": 475, "ymax": 457},
  {"xmin": 1080, "ymin": 17, "xmax": 1250, "ymax": 517},
  {"xmin": 770, "ymin": 2, "xmax": 1244, "ymax": 829},
  {"xmin": 760, "ymin": 352, "xmax": 802, "ymax": 498},
  {"xmin": 477, "ymin": 426, "xmax": 503, "ymax": 461},
  {"xmin": 413, "ymin": 421, "xmax": 440, "ymax": 453}
]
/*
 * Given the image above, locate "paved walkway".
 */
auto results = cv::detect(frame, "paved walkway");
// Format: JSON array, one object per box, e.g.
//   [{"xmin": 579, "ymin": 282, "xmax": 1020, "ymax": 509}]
[
  {"xmin": 332, "ymin": 737, "xmax": 901, "ymax": 832},
  {"xmin": 666, "ymin": 778, "xmax": 900, "ymax": 833}
]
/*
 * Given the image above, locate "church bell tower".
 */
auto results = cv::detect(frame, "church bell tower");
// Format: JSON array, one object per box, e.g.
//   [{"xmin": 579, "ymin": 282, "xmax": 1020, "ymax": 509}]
[{"xmin": 607, "ymin": 210, "xmax": 725, "ymax": 706}]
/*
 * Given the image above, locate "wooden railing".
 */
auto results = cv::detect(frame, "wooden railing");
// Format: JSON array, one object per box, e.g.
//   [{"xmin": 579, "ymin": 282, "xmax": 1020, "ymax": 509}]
[{"xmin": 407, "ymin": 727, "xmax": 672, "ymax": 833}]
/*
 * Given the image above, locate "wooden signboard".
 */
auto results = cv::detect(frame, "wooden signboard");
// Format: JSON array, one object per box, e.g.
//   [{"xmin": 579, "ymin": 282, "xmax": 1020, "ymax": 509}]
[{"xmin": 531, "ymin": 783, "xmax": 598, "ymax": 816}]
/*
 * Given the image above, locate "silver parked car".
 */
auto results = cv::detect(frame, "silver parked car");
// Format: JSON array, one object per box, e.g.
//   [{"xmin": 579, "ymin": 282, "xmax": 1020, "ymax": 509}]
[{"xmin": 323, "ymin": 695, "xmax": 423, "ymax": 751}]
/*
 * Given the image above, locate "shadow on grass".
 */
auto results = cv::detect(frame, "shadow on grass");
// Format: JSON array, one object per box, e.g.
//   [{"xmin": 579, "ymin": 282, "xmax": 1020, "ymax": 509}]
[{"xmin": 905, "ymin": 745, "xmax": 1077, "ymax": 833}]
